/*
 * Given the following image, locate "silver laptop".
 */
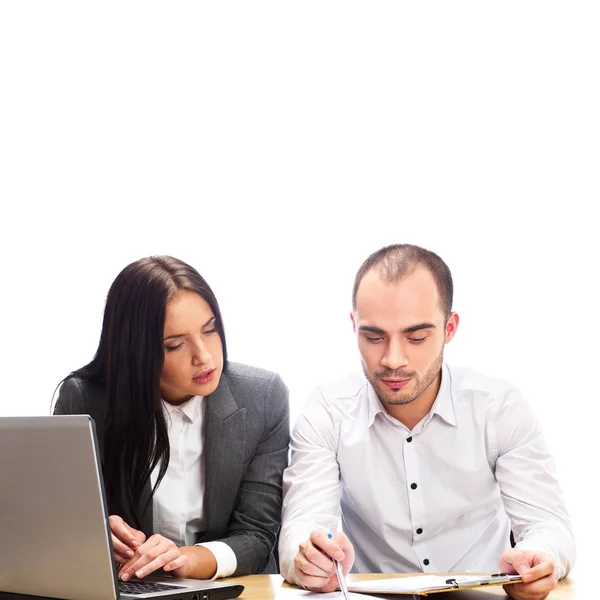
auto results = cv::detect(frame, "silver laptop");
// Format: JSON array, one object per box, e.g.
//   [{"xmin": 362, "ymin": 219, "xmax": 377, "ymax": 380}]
[{"xmin": 0, "ymin": 416, "xmax": 244, "ymax": 600}]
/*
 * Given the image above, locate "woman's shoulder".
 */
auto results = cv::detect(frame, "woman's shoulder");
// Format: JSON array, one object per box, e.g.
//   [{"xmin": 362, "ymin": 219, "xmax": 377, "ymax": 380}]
[
  {"xmin": 55, "ymin": 375, "xmax": 106, "ymax": 415},
  {"xmin": 61, "ymin": 375, "xmax": 105, "ymax": 396},
  {"xmin": 223, "ymin": 362, "xmax": 289, "ymax": 405},
  {"xmin": 225, "ymin": 361, "xmax": 281, "ymax": 381}
]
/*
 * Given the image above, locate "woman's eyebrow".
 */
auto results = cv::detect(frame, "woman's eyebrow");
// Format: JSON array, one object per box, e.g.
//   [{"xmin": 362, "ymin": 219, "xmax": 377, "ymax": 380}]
[{"xmin": 164, "ymin": 316, "xmax": 216, "ymax": 341}]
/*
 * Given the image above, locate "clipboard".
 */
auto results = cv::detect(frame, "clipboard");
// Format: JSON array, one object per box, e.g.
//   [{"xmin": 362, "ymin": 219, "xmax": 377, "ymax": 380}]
[{"xmin": 347, "ymin": 573, "xmax": 523, "ymax": 595}]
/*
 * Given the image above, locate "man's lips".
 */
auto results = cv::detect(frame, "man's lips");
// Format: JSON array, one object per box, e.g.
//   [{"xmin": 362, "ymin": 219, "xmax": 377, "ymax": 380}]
[{"xmin": 380, "ymin": 378, "xmax": 411, "ymax": 389}]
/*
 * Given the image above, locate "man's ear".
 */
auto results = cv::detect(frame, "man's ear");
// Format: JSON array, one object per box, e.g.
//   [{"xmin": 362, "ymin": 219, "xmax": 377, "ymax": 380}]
[
  {"xmin": 350, "ymin": 311, "xmax": 357, "ymax": 333},
  {"xmin": 445, "ymin": 312, "xmax": 459, "ymax": 344}
]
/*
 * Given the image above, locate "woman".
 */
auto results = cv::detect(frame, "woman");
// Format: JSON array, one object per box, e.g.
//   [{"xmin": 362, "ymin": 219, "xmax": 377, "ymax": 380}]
[{"xmin": 54, "ymin": 256, "xmax": 289, "ymax": 582}]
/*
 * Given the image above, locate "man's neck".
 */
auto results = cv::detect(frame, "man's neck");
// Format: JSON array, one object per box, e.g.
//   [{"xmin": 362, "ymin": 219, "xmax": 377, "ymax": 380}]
[{"xmin": 385, "ymin": 371, "xmax": 442, "ymax": 431}]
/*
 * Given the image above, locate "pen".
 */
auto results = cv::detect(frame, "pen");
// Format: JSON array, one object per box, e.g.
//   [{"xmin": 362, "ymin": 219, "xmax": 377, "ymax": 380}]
[{"xmin": 328, "ymin": 533, "xmax": 350, "ymax": 600}]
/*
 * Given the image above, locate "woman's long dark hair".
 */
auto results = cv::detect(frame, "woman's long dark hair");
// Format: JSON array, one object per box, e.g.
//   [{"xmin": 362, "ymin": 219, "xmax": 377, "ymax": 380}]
[{"xmin": 70, "ymin": 256, "xmax": 227, "ymax": 528}]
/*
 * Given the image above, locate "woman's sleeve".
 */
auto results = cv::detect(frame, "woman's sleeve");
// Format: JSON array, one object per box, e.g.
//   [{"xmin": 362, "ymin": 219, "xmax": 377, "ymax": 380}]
[
  {"xmin": 214, "ymin": 372, "xmax": 290, "ymax": 575},
  {"xmin": 53, "ymin": 377, "xmax": 87, "ymax": 415}
]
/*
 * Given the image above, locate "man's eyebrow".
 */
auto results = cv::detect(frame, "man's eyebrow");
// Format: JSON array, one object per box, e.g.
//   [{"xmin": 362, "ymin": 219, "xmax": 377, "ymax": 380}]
[
  {"xmin": 358, "ymin": 323, "xmax": 436, "ymax": 335},
  {"xmin": 359, "ymin": 325, "xmax": 387, "ymax": 335},
  {"xmin": 402, "ymin": 322, "xmax": 436, "ymax": 333},
  {"xmin": 164, "ymin": 317, "xmax": 216, "ymax": 341}
]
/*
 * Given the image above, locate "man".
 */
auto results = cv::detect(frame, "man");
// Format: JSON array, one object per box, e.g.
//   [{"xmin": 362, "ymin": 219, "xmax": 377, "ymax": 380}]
[{"xmin": 279, "ymin": 244, "xmax": 574, "ymax": 600}]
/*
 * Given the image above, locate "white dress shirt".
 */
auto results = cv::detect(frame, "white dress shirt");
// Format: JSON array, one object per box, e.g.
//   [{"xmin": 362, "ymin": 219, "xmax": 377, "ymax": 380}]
[
  {"xmin": 150, "ymin": 396, "xmax": 237, "ymax": 579},
  {"xmin": 280, "ymin": 364, "xmax": 575, "ymax": 584}
]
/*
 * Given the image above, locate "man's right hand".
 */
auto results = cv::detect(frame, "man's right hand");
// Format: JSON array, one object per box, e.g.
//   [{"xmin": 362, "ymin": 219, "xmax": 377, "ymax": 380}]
[
  {"xmin": 293, "ymin": 531, "xmax": 355, "ymax": 592},
  {"xmin": 109, "ymin": 515, "xmax": 147, "ymax": 564}
]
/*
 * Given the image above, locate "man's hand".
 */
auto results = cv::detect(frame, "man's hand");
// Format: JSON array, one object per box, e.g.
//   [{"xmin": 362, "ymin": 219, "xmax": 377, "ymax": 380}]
[
  {"xmin": 500, "ymin": 548, "xmax": 558, "ymax": 600},
  {"xmin": 293, "ymin": 531, "xmax": 355, "ymax": 593}
]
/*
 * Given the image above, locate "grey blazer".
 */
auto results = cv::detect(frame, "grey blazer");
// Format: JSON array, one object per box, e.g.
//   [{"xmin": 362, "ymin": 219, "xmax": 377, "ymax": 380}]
[{"xmin": 54, "ymin": 361, "xmax": 290, "ymax": 576}]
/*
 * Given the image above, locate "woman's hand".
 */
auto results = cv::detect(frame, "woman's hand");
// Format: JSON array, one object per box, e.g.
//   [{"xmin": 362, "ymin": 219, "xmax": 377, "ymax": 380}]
[
  {"xmin": 109, "ymin": 515, "xmax": 147, "ymax": 564},
  {"xmin": 117, "ymin": 534, "xmax": 190, "ymax": 581}
]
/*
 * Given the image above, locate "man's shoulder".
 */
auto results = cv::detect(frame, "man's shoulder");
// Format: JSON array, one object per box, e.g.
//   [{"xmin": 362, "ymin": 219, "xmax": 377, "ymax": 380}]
[
  {"xmin": 313, "ymin": 372, "xmax": 368, "ymax": 404},
  {"xmin": 448, "ymin": 364, "xmax": 519, "ymax": 400},
  {"xmin": 295, "ymin": 373, "xmax": 368, "ymax": 439}
]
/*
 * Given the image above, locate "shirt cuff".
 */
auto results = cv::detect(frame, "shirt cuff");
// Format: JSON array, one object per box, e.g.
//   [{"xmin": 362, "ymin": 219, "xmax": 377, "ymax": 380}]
[
  {"xmin": 195, "ymin": 541, "xmax": 237, "ymax": 579},
  {"xmin": 283, "ymin": 560, "xmax": 304, "ymax": 588},
  {"xmin": 514, "ymin": 540, "xmax": 564, "ymax": 579}
]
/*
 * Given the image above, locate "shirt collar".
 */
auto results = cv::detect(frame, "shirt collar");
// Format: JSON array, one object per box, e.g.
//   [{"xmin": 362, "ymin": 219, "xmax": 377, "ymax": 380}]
[
  {"xmin": 366, "ymin": 381, "xmax": 385, "ymax": 427},
  {"xmin": 162, "ymin": 396, "xmax": 204, "ymax": 423},
  {"xmin": 366, "ymin": 363, "xmax": 456, "ymax": 428},
  {"xmin": 430, "ymin": 363, "xmax": 456, "ymax": 426}
]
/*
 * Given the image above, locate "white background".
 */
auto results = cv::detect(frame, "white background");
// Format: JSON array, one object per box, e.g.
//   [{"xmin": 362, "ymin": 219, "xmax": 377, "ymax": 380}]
[{"xmin": 1, "ymin": 1, "xmax": 597, "ymax": 582}]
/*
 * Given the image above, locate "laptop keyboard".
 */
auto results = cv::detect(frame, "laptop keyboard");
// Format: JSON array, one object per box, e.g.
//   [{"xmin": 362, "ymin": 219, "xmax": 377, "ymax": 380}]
[{"xmin": 119, "ymin": 580, "xmax": 183, "ymax": 595}]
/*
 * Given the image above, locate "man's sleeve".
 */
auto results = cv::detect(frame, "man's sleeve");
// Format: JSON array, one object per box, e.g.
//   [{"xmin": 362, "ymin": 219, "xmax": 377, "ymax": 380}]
[
  {"xmin": 493, "ymin": 388, "xmax": 576, "ymax": 579},
  {"xmin": 278, "ymin": 387, "xmax": 341, "ymax": 585}
]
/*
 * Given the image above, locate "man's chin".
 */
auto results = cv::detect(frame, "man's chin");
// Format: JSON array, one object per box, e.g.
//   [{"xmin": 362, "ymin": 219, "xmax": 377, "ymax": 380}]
[
  {"xmin": 374, "ymin": 385, "xmax": 413, "ymax": 406},
  {"xmin": 381, "ymin": 394, "xmax": 415, "ymax": 406}
]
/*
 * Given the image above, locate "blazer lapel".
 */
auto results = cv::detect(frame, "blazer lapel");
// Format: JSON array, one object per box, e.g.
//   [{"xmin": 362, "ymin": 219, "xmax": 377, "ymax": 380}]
[{"xmin": 203, "ymin": 373, "xmax": 246, "ymax": 538}]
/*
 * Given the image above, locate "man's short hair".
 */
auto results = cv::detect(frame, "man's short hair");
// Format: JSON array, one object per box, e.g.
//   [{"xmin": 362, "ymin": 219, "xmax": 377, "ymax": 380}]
[{"xmin": 352, "ymin": 244, "xmax": 454, "ymax": 318}]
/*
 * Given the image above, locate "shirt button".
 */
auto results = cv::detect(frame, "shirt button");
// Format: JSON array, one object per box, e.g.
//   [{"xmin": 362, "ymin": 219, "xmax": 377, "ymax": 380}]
[
  {"xmin": 411, "ymin": 483, "xmax": 418, "ymax": 490},
  {"xmin": 424, "ymin": 559, "xmax": 430, "ymax": 566},
  {"xmin": 416, "ymin": 528, "xmax": 423, "ymax": 534},
  {"xmin": 406, "ymin": 436, "xmax": 413, "ymax": 443}
]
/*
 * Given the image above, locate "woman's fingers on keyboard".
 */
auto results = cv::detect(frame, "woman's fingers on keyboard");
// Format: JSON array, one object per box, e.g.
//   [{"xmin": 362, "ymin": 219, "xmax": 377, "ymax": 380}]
[
  {"xmin": 109, "ymin": 515, "xmax": 146, "ymax": 552},
  {"xmin": 118, "ymin": 534, "xmax": 183, "ymax": 581},
  {"xmin": 112, "ymin": 533, "xmax": 135, "ymax": 560}
]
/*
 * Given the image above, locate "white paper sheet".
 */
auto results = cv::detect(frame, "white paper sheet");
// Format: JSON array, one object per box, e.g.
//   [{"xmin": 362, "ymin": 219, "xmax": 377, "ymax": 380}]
[{"xmin": 274, "ymin": 587, "xmax": 383, "ymax": 599}]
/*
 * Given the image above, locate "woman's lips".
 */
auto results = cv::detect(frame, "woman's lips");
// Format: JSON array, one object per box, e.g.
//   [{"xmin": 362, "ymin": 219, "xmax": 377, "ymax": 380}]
[{"xmin": 192, "ymin": 369, "xmax": 215, "ymax": 384}]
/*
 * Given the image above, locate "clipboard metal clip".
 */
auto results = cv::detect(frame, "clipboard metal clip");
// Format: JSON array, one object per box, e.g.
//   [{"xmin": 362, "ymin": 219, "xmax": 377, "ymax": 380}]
[{"xmin": 445, "ymin": 573, "xmax": 518, "ymax": 589}]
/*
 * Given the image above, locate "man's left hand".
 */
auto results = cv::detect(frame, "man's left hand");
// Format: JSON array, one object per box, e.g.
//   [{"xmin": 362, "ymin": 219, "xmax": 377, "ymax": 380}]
[{"xmin": 499, "ymin": 548, "xmax": 558, "ymax": 600}]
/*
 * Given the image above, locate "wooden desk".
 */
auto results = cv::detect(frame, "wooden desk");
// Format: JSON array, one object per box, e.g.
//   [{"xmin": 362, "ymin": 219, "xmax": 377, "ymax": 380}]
[{"xmin": 221, "ymin": 573, "xmax": 581, "ymax": 599}]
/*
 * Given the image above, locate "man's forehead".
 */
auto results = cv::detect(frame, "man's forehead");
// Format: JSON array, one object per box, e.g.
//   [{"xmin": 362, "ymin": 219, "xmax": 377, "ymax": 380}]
[
  {"xmin": 355, "ymin": 267, "xmax": 444, "ymax": 324},
  {"xmin": 356, "ymin": 267, "xmax": 439, "ymax": 303}
]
